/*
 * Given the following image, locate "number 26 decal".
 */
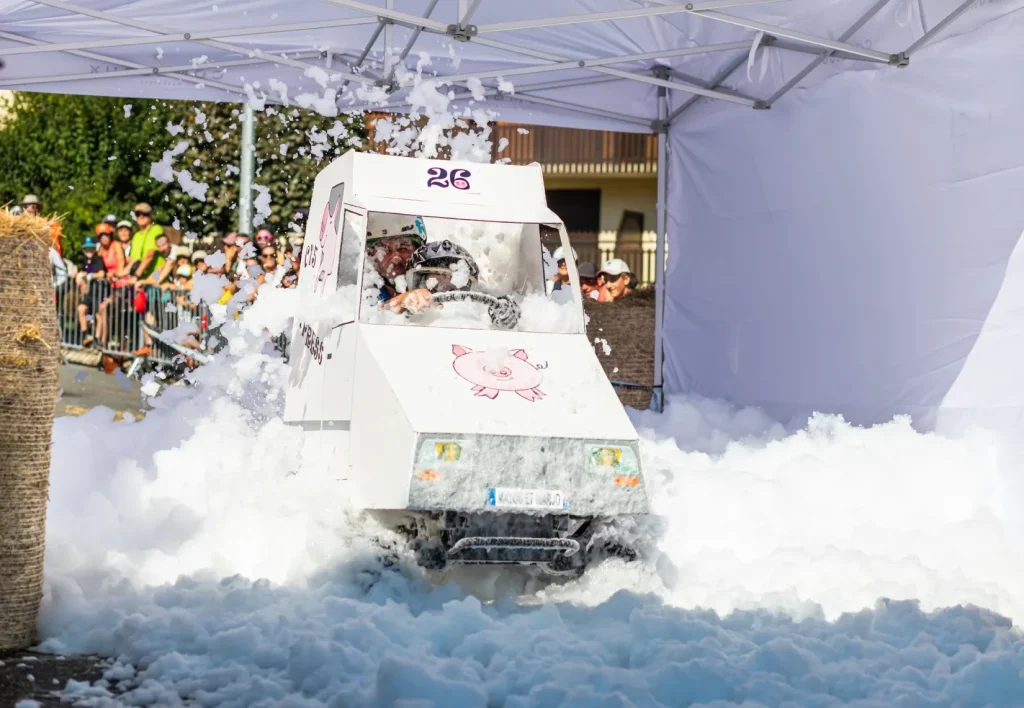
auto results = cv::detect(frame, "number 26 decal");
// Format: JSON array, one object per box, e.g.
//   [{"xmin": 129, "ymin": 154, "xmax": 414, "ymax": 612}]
[{"xmin": 426, "ymin": 167, "xmax": 471, "ymax": 190}]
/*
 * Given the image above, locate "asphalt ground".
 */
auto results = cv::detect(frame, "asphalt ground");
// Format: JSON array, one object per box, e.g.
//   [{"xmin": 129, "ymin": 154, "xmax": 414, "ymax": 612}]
[{"xmin": 56, "ymin": 362, "xmax": 148, "ymax": 420}]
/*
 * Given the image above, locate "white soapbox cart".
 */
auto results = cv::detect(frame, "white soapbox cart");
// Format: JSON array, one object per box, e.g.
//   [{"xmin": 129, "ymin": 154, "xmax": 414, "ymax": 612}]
[{"xmin": 284, "ymin": 150, "xmax": 650, "ymax": 576}]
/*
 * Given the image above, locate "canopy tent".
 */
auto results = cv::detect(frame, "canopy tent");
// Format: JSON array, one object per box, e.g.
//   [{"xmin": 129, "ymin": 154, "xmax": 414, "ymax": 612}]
[{"xmin": 2, "ymin": 0, "xmax": 1021, "ymax": 432}]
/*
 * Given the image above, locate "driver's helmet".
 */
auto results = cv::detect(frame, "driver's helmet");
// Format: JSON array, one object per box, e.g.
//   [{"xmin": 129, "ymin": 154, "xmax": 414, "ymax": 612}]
[
  {"xmin": 407, "ymin": 240, "xmax": 480, "ymax": 293},
  {"xmin": 366, "ymin": 214, "xmax": 427, "ymax": 250}
]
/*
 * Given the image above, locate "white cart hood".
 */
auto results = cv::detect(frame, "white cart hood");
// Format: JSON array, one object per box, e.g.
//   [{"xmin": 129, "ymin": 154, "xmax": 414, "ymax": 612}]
[{"xmin": 357, "ymin": 324, "xmax": 638, "ymax": 442}]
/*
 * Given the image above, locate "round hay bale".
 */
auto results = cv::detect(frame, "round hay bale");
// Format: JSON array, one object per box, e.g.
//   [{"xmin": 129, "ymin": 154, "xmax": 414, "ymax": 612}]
[
  {"xmin": 0, "ymin": 209, "xmax": 60, "ymax": 651},
  {"xmin": 584, "ymin": 287, "xmax": 656, "ymax": 410}
]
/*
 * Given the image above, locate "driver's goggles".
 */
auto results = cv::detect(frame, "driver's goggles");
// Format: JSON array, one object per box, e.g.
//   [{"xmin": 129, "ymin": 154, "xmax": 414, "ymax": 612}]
[{"xmin": 408, "ymin": 266, "xmax": 475, "ymax": 293}]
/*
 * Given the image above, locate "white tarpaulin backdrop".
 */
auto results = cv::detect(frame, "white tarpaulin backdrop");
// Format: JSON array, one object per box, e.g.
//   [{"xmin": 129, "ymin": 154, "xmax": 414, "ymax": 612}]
[
  {"xmin": 666, "ymin": 6, "xmax": 1024, "ymax": 433},
  {"xmin": 1, "ymin": 0, "xmax": 1021, "ymax": 431}
]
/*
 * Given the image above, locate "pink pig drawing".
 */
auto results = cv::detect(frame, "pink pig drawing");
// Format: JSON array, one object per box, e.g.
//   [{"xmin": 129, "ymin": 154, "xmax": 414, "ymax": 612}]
[
  {"xmin": 314, "ymin": 193, "xmax": 342, "ymax": 295},
  {"xmin": 452, "ymin": 345, "xmax": 548, "ymax": 401}
]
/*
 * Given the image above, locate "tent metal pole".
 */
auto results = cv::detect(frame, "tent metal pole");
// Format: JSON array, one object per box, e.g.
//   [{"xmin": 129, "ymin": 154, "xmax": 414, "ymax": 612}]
[
  {"xmin": 338, "ymin": 20, "xmax": 388, "ymax": 94},
  {"xmin": 439, "ymin": 42, "xmax": 752, "ymax": 85},
  {"xmin": 667, "ymin": 52, "xmax": 749, "ymax": 122},
  {"xmin": 765, "ymin": 38, "xmax": 888, "ymax": 64},
  {"xmin": 0, "ymin": 28, "xmax": 251, "ymax": 96},
  {"xmin": 652, "ymin": 69, "xmax": 668, "ymax": 414},
  {"xmin": 0, "ymin": 17, "xmax": 377, "ymax": 56},
  {"xmin": 693, "ymin": 9, "xmax": 895, "ymax": 63},
  {"xmin": 507, "ymin": 93, "xmax": 654, "ymax": 128},
  {"xmin": 323, "ymin": 0, "xmax": 449, "ymax": 34},
  {"xmin": 380, "ymin": 0, "xmax": 441, "ymax": 87},
  {"xmin": 459, "ymin": 0, "xmax": 482, "ymax": 28},
  {"xmin": 238, "ymin": 103, "xmax": 256, "ymax": 235},
  {"xmin": 629, "ymin": 0, "xmax": 898, "ymax": 63},
  {"xmin": 474, "ymin": 0, "xmax": 782, "ymax": 34},
  {"xmin": 383, "ymin": 0, "xmax": 394, "ymax": 77},
  {"xmin": 766, "ymin": 0, "xmax": 893, "ymax": 106},
  {"xmin": 904, "ymin": 0, "xmax": 978, "ymax": 56},
  {"xmin": 473, "ymin": 36, "xmax": 758, "ymax": 106},
  {"xmin": 29, "ymin": 0, "xmax": 377, "ymax": 85},
  {"xmin": 341, "ymin": 74, "xmax": 622, "ymax": 112}
]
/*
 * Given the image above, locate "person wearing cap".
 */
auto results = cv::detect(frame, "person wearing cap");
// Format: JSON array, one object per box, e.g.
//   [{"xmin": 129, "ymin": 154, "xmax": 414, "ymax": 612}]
[
  {"xmin": 115, "ymin": 220, "xmax": 134, "ymax": 258},
  {"xmin": 547, "ymin": 245, "xmax": 579, "ymax": 294},
  {"xmin": 22, "ymin": 194, "xmax": 64, "ymax": 256},
  {"xmin": 21, "ymin": 194, "xmax": 42, "ymax": 217},
  {"xmin": 190, "ymin": 249, "xmax": 210, "ymax": 275},
  {"xmin": 74, "ymin": 236, "xmax": 108, "ymax": 347},
  {"xmin": 129, "ymin": 202, "xmax": 165, "ymax": 279},
  {"xmin": 596, "ymin": 258, "xmax": 633, "ymax": 302},
  {"xmin": 102, "ymin": 213, "xmax": 118, "ymax": 228},
  {"xmin": 576, "ymin": 262, "xmax": 603, "ymax": 301}
]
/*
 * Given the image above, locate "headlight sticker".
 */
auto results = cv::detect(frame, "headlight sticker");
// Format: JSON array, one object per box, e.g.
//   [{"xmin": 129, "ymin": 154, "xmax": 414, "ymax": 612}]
[{"xmin": 588, "ymin": 444, "xmax": 639, "ymax": 479}]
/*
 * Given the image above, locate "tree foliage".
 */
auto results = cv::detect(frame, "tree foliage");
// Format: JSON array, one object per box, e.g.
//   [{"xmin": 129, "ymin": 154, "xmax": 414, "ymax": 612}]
[
  {"xmin": 0, "ymin": 92, "xmax": 368, "ymax": 259},
  {"xmin": 0, "ymin": 93, "xmax": 178, "ymax": 255},
  {"xmin": 156, "ymin": 102, "xmax": 369, "ymax": 238}
]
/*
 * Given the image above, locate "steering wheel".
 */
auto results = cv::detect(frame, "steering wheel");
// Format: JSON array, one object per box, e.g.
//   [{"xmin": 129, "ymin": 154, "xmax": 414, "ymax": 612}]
[{"xmin": 417, "ymin": 290, "xmax": 521, "ymax": 330}]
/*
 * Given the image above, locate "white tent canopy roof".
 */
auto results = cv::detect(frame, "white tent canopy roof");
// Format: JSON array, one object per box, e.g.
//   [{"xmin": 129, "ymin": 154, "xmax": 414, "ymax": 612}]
[
  {"xmin": 0, "ymin": 0, "xmax": 991, "ymax": 130},
  {"xmin": 3, "ymin": 0, "xmax": 1022, "ymax": 434}
]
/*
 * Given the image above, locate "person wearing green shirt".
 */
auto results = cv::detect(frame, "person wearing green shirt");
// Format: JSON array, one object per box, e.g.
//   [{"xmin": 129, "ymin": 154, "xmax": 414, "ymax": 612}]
[{"xmin": 129, "ymin": 202, "xmax": 165, "ymax": 279}]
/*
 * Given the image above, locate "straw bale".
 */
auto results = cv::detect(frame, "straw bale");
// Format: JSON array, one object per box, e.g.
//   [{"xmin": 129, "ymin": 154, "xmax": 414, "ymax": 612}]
[{"xmin": 0, "ymin": 209, "xmax": 60, "ymax": 650}]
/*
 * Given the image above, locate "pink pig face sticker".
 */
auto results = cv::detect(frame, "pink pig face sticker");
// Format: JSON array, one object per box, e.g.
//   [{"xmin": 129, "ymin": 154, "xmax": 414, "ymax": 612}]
[{"xmin": 452, "ymin": 345, "xmax": 548, "ymax": 402}]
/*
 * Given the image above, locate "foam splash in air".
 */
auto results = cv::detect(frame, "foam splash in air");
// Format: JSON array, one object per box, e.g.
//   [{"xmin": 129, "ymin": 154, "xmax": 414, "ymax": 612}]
[{"xmin": 353, "ymin": 51, "xmax": 504, "ymax": 162}]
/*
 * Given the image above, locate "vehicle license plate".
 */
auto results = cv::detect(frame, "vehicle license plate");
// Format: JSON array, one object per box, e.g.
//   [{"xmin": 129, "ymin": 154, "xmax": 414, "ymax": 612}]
[{"xmin": 487, "ymin": 487, "xmax": 569, "ymax": 510}]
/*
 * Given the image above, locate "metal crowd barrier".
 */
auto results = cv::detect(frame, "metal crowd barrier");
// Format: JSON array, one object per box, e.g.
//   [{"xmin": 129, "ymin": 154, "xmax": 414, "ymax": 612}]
[{"xmin": 54, "ymin": 276, "xmax": 211, "ymax": 367}]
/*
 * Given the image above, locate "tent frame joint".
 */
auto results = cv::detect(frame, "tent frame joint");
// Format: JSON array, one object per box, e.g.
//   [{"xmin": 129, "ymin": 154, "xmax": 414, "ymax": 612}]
[
  {"xmin": 889, "ymin": 51, "xmax": 910, "ymax": 67},
  {"xmin": 651, "ymin": 119, "xmax": 669, "ymax": 133},
  {"xmin": 753, "ymin": 100, "xmax": 770, "ymax": 110},
  {"xmin": 447, "ymin": 23, "xmax": 478, "ymax": 42}
]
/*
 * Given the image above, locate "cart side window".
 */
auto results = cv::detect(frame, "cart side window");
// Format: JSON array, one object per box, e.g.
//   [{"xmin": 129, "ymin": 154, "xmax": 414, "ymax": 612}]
[
  {"xmin": 359, "ymin": 212, "xmax": 583, "ymax": 334},
  {"xmin": 328, "ymin": 209, "xmax": 365, "ymax": 325}
]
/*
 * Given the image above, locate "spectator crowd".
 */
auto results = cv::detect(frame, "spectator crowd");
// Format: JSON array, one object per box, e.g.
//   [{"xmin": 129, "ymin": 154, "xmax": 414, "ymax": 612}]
[
  {"xmin": 8, "ymin": 194, "xmax": 304, "ymax": 361},
  {"xmin": 547, "ymin": 246, "xmax": 638, "ymax": 304}
]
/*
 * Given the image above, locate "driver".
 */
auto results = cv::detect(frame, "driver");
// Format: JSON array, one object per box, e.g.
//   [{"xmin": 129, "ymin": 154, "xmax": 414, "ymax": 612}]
[
  {"xmin": 384, "ymin": 239, "xmax": 480, "ymax": 314},
  {"xmin": 365, "ymin": 214, "xmax": 426, "ymax": 303}
]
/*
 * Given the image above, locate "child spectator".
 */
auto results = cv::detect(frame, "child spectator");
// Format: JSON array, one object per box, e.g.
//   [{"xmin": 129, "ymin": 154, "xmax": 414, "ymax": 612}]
[{"xmin": 75, "ymin": 236, "xmax": 107, "ymax": 346}]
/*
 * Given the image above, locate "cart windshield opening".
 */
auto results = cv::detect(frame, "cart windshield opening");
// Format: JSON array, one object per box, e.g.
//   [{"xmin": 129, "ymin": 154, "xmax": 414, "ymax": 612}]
[{"xmin": 358, "ymin": 212, "xmax": 583, "ymax": 334}]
